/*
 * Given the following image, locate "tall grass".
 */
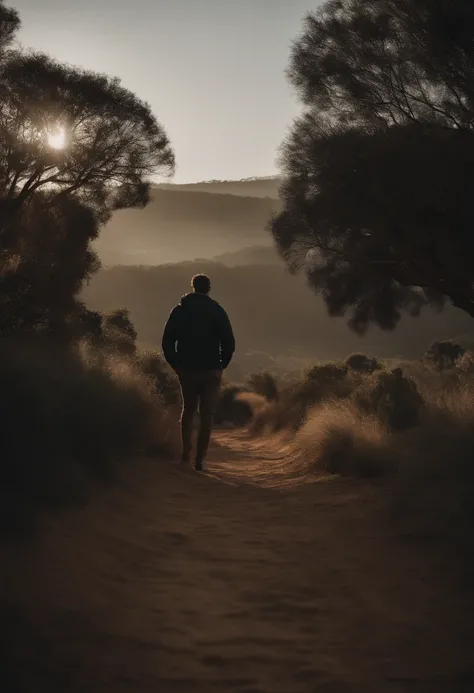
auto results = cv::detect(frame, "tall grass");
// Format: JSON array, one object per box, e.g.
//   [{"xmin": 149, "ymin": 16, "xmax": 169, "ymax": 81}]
[
  {"xmin": 0, "ymin": 337, "xmax": 176, "ymax": 534},
  {"xmin": 246, "ymin": 353, "xmax": 474, "ymax": 559}
]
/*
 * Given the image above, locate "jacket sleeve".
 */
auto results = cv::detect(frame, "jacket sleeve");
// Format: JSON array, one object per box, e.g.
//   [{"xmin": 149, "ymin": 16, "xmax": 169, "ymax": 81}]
[
  {"xmin": 217, "ymin": 307, "xmax": 235, "ymax": 369},
  {"xmin": 161, "ymin": 306, "xmax": 181, "ymax": 369}
]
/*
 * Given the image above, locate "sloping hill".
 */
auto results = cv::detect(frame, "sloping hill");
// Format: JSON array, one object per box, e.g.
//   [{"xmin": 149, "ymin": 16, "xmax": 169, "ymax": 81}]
[
  {"xmin": 156, "ymin": 176, "xmax": 281, "ymax": 198},
  {"xmin": 95, "ymin": 186, "xmax": 280, "ymax": 266},
  {"xmin": 213, "ymin": 245, "xmax": 282, "ymax": 266},
  {"xmin": 83, "ymin": 260, "xmax": 474, "ymax": 362}
]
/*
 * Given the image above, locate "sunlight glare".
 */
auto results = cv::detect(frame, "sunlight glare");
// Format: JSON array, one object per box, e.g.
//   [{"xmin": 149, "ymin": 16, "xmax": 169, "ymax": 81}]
[{"xmin": 47, "ymin": 127, "xmax": 66, "ymax": 150}]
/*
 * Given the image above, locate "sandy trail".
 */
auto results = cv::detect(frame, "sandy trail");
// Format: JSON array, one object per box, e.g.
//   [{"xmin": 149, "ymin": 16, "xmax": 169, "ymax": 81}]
[{"xmin": 2, "ymin": 430, "xmax": 474, "ymax": 692}]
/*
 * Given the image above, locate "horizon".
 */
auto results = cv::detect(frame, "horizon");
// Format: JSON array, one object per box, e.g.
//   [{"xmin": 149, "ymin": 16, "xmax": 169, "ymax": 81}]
[{"xmin": 12, "ymin": 0, "xmax": 323, "ymax": 184}]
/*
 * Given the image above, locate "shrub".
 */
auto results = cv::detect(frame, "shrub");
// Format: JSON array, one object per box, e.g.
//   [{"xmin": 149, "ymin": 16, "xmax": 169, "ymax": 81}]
[
  {"xmin": 285, "ymin": 363, "xmax": 354, "ymax": 428},
  {"xmin": 305, "ymin": 362, "xmax": 348, "ymax": 382},
  {"xmin": 101, "ymin": 308, "xmax": 138, "ymax": 356},
  {"xmin": 247, "ymin": 371, "xmax": 279, "ymax": 401},
  {"xmin": 297, "ymin": 401, "xmax": 392, "ymax": 478},
  {"xmin": 247, "ymin": 362, "xmax": 358, "ymax": 434},
  {"xmin": 0, "ymin": 337, "xmax": 170, "ymax": 534},
  {"xmin": 136, "ymin": 350, "xmax": 180, "ymax": 405},
  {"xmin": 388, "ymin": 396, "xmax": 474, "ymax": 563},
  {"xmin": 214, "ymin": 385, "xmax": 253, "ymax": 426},
  {"xmin": 456, "ymin": 351, "xmax": 474, "ymax": 375},
  {"xmin": 352, "ymin": 368, "xmax": 423, "ymax": 431},
  {"xmin": 345, "ymin": 352, "xmax": 381, "ymax": 374},
  {"xmin": 424, "ymin": 340, "xmax": 466, "ymax": 371}
]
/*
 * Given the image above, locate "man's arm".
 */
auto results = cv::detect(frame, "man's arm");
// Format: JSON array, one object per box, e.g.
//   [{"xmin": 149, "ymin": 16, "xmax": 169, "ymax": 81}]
[
  {"xmin": 217, "ymin": 307, "xmax": 235, "ymax": 369},
  {"xmin": 161, "ymin": 306, "xmax": 181, "ymax": 370}
]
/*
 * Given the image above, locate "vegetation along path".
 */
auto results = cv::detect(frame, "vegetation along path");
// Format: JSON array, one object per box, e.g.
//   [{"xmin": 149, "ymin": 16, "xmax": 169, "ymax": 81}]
[{"xmin": 2, "ymin": 431, "xmax": 474, "ymax": 693}]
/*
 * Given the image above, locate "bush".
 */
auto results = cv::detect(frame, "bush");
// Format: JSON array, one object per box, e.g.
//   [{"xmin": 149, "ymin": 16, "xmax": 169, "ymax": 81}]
[
  {"xmin": 284, "ymin": 363, "xmax": 355, "ymax": 428},
  {"xmin": 388, "ymin": 392, "xmax": 474, "ymax": 565},
  {"xmin": 305, "ymin": 362, "xmax": 348, "ymax": 383},
  {"xmin": 297, "ymin": 401, "xmax": 392, "ymax": 478},
  {"xmin": 0, "ymin": 337, "xmax": 171, "ymax": 534},
  {"xmin": 352, "ymin": 368, "xmax": 423, "ymax": 431},
  {"xmin": 247, "ymin": 371, "xmax": 279, "ymax": 401},
  {"xmin": 456, "ymin": 351, "xmax": 474, "ymax": 375},
  {"xmin": 345, "ymin": 352, "xmax": 381, "ymax": 374},
  {"xmin": 214, "ymin": 385, "xmax": 253, "ymax": 426},
  {"xmin": 424, "ymin": 340, "xmax": 466, "ymax": 371},
  {"xmin": 101, "ymin": 308, "xmax": 138, "ymax": 356},
  {"xmin": 247, "ymin": 362, "xmax": 358, "ymax": 434},
  {"xmin": 136, "ymin": 350, "xmax": 180, "ymax": 405}
]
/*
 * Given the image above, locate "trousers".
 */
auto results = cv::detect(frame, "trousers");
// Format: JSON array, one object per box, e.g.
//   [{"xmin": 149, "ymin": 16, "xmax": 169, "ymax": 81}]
[{"xmin": 178, "ymin": 369, "xmax": 222, "ymax": 464}]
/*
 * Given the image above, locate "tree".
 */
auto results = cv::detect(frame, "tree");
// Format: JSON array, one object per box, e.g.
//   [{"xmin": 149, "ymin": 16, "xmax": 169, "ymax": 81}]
[
  {"xmin": 424, "ymin": 340, "xmax": 466, "ymax": 370},
  {"xmin": 102, "ymin": 308, "xmax": 138, "ymax": 355},
  {"xmin": 0, "ymin": 51, "xmax": 175, "ymax": 229},
  {"xmin": 0, "ymin": 1, "xmax": 174, "ymax": 336},
  {"xmin": 345, "ymin": 353, "xmax": 381, "ymax": 373},
  {"xmin": 247, "ymin": 371, "xmax": 279, "ymax": 401},
  {"xmin": 0, "ymin": 0, "xmax": 18, "ymax": 52},
  {"xmin": 273, "ymin": 0, "xmax": 474, "ymax": 332},
  {"xmin": 0, "ymin": 193, "xmax": 101, "ymax": 335}
]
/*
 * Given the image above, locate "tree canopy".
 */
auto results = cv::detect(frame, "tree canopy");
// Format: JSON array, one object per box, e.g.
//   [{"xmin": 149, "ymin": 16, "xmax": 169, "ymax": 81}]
[
  {"xmin": 0, "ymin": 1, "xmax": 174, "ymax": 336},
  {"xmin": 0, "ymin": 52, "xmax": 174, "ymax": 225},
  {"xmin": 273, "ymin": 0, "xmax": 474, "ymax": 331}
]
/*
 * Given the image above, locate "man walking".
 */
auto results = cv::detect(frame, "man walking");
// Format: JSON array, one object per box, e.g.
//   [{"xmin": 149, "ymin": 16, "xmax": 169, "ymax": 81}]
[{"xmin": 162, "ymin": 274, "xmax": 235, "ymax": 471}]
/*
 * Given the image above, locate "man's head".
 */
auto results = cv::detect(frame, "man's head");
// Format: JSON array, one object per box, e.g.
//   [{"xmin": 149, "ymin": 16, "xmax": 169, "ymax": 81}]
[{"xmin": 192, "ymin": 273, "xmax": 211, "ymax": 295}]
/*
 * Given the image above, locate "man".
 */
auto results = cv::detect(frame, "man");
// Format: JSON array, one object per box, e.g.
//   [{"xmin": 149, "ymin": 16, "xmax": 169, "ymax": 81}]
[{"xmin": 162, "ymin": 274, "xmax": 235, "ymax": 471}]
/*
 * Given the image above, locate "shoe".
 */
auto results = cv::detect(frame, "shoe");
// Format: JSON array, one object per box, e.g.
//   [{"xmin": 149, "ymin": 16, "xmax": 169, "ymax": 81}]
[{"xmin": 194, "ymin": 461, "xmax": 203, "ymax": 472}]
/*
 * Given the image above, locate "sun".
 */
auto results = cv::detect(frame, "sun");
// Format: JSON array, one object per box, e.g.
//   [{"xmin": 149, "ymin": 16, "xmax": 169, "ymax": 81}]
[{"xmin": 47, "ymin": 127, "xmax": 66, "ymax": 150}]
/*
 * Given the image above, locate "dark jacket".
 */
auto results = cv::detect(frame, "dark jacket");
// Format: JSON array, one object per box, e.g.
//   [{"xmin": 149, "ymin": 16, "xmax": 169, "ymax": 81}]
[{"xmin": 162, "ymin": 292, "xmax": 235, "ymax": 372}]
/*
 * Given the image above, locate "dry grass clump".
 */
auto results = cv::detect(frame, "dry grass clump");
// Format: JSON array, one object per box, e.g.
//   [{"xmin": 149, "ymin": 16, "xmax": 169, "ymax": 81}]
[
  {"xmin": 0, "ymin": 338, "xmax": 176, "ymax": 534},
  {"xmin": 352, "ymin": 368, "xmax": 423, "ymax": 430},
  {"xmin": 296, "ymin": 401, "xmax": 392, "ymax": 478}
]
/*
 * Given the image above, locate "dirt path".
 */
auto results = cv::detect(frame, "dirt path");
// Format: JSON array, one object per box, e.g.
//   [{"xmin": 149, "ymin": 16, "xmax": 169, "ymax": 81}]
[{"xmin": 2, "ymin": 431, "xmax": 474, "ymax": 692}]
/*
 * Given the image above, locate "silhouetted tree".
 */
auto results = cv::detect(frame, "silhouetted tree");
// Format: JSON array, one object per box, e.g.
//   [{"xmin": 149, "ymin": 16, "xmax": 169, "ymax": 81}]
[
  {"xmin": 0, "ymin": 0, "xmax": 18, "ymax": 52},
  {"xmin": 424, "ymin": 340, "xmax": 466, "ymax": 371},
  {"xmin": 273, "ymin": 0, "xmax": 474, "ymax": 331},
  {"xmin": 0, "ymin": 193, "xmax": 101, "ymax": 335},
  {"xmin": 102, "ymin": 308, "xmax": 138, "ymax": 355},
  {"xmin": 345, "ymin": 353, "xmax": 381, "ymax": 374},
  {"xmin": 0, "ymin": 51, "xmax": 174, "ymax": 229},
  {"xmin": 0, "ymin": 1, "xmax": 174, "ymax": 336},
  {"xmin": 247, "ymin": 371, "xmax": 279, "ymax": 401}
]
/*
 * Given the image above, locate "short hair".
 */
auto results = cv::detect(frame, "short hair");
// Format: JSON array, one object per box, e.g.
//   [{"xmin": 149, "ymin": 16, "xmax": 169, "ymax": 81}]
[{"xmin": 192, "ymin": 273, "xmax": 211, "ymax": 294}]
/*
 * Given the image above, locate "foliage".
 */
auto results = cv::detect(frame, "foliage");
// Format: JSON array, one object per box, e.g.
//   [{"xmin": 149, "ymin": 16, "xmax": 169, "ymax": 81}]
[
  {"xmin": 0, "ymin": 337, "xmax": 161, "ymax": 533},
  {"xmin": 299, "ymin": 401, "xmax": 392, "ymax": 478},
  {"xmin": 83, "ymin": 260, "xmax": 474, "ymax": 362},
  {"xmin": 0, "ymin": 194, "xmax": 101, "ymax": 335},
  {"xmin": 0, "ymin": 1, "xmax": 174, "ymax": 338},
  {"xmin": 273, "ymin": 0, "xmax": 474, "ymax": 331},
  {"xmin": 424, "ymin": 340, "xmax": 466, "ymax": 371},
  {"xmin": 352, "ymin": 368, "xmax": 423, "ymax": 430},
  {"xmin": 136, "ymin": 350, "xmax": 180, "ymax": 405},
  {"xmin": 345, "ymin": 352, "xmax": 381, "ymax": 373},
  {"xmin": 102, "ymin": 308, "xmax": 138, "ymax": 356},
  {"xmin": 250, "ymin": 362, "xmax": 356, "ymax": 433},
  {"xmin": 0, "ymin": 51, "xmax": 174, "ymax": 227},
  {"xmin": 214, "ymin": 385, "xmax": 253, "ymax": 426},
  {"xmin": 247, "ymin": 371, "xmax": 279, "ymax": 401}
]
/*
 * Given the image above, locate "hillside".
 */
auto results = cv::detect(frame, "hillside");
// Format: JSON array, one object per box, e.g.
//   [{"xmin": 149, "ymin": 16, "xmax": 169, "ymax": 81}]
[
  {"xmin": 87, "ymin": 176, "xmax": 474, "ymax": 365},
  {"xmin": 83, "ymin": 260, "xmax": 474, "ymax": 367},
  {"xmin": 213, "ymin": 245, "xmax": 282, "ymax": 266},
  {"xmin": 94, "ymin": 183, "xmax": 280, "ymax": 266},
  {"xmin": 156, "ymin": 176, "xmax": 281, "ymax": 198}
]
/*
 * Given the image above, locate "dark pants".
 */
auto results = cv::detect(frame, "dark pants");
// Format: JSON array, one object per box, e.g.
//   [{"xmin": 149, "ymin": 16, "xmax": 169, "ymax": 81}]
[{"xmin": 178, "ymin": 369, "xmax": 222, "ymax": 465}]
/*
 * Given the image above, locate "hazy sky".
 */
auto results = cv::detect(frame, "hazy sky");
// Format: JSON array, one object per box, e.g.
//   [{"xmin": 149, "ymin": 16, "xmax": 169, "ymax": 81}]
[{"xmin": 12, "ymin": 0, "xmax": 322, "ymax": 183}]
